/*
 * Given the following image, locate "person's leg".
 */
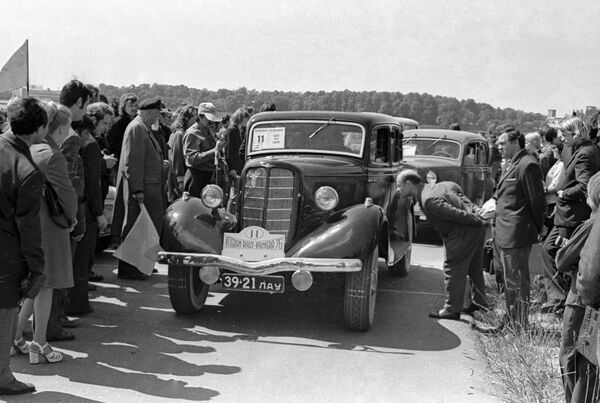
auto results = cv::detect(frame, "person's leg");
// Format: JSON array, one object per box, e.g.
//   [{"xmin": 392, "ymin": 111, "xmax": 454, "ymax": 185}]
[
  {"xmin": 14, "ymin": 299, "xmax": 34, "ymax": 342},
  {"xmin": 0, "ymin": 308, "xmax": 18, "ymax": 387},
  {"xmin": 499, "ymin": 245, "xmax": 531, "ymax": 328},
  {"xmin": 541, "ymin": 226, "xmax": 567, "ymax": 303},
  {"xmin": 559, "ymin": 305, "xmax": 585, "ymax": 402},
  {"xmin": 66, "ymin": 218, "xmax": 95, "ymax": 315},
  {"xmin": 32, "ymin": 287, "xmax": 53, "ymax": 345},
  {"xmin": 467, "ymin": 226, "xmax": 488, "ymax": 308},
  {"xmin": 442, "ymin": 231, "xmax": 471, "ymax": 314},
  {"xmin": 46, "ymin": 289, "xmax": 65, "ymax": 337}
]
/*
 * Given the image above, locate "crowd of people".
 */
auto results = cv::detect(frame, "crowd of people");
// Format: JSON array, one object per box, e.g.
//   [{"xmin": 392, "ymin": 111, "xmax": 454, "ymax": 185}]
[
  {"xmin": 2, "ymin": 78, "xmax": 600, "ymax": 401},
  {"xmin": 0, "ymin": 79, "xmax": 274, "ymax": 395},
  {"xmin": 397, "ymin": 116, "xmax": 600, "ymax": 403}
]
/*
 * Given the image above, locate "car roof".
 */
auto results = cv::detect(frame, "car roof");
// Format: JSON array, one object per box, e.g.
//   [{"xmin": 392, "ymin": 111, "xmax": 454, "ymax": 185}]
[
  {"xmin": 395, "ymin": 117, "xmax": 419, "ymax": 125},
  {"xmin": 403, "ymin": 129, "xmax": 486, "ymax": 143},
  {"xmin": 248, "ymin": 111, "xmax": 400, "ymax": 126}
]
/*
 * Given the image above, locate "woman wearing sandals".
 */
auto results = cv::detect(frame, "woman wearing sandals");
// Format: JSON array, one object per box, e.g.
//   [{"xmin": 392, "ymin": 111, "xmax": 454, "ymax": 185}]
[{"xmin": 13, "ymin": 102, "xmax": 78, "ymax": 364}]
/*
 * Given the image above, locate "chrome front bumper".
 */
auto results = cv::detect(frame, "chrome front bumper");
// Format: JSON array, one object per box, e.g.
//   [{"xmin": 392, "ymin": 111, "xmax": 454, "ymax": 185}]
[{"xmin": 157, "ymin": 252, "xmax": 362, "ymax": 275}]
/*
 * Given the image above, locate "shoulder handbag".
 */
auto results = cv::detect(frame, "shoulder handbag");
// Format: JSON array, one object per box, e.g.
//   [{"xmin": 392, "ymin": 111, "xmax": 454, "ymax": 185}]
[
  {"xmin": 43, "ymin": 180, "xmax": 70, "ymax": 228},
  {"xmin": 12, "ymin": 142, "xmax": 70, "ymax": 228},
  {"xmin": 576, "ymin": 305, "xmax": 600, "ymax": 366}
]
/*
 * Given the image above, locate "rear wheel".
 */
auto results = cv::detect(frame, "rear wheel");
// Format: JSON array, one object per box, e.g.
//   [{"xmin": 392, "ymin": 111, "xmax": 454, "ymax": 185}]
[
  {"xmin": 168, "ymin": 265, "xmax": 210, "ymax": 314},
  {"xmin": 388, "ymin": 246, "xmax": 411, "ymax": 277},
  {"xmin": 343, "ymin": 246, "xmax": 379, "ymax": 332}
]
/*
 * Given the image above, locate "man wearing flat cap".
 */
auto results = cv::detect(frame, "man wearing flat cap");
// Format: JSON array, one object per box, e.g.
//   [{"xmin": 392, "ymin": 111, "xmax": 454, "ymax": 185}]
[
  {"xmin": 112, "ymin": 97, "xmax": 166, "ymax": 280},
  {"xmin": 182, "ymin": 102, "xmax": 225, "ymax": 196}
]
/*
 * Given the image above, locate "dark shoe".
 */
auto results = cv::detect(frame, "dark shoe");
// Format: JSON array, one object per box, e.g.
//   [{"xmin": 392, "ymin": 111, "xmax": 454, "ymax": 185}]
[
  {"xmin": 0, "ymin": 378, "xmax": 35, "ymax": 395},
  {"xmin": 59, "ymin": 316, "xmax": 78, "ymax": 328},
  {"xmin": 463, "ymin": 303, "xmax": 490, "ymax": 315},
  {"xmin": 88, "ymin": 283, "xmax": 97, "ymax": 291},
  {"xmin": 428, "ymin": 309, "xmax": 461, "ymax": 320},
  {"xmin": 540, "ymin": 299, "xmax": 565, "ymax": 314},
  {"xmin": 46, "ymin": 330, "xmax": 75, "ymax": 342},
  {"xmin": 64, "ymin": 306, "xmax": 94, "ymax": 316},
  {"xmin": 89, "ymin": 271, "xmax": 104, "ymax": 282},
  {"xmin": 118, "ymin": 271, "xmax": 149, "ymax": 280}
]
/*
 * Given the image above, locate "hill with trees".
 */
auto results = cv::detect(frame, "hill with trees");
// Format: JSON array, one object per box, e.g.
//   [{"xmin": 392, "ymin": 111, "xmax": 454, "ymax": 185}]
[{"xmin": 98, "ymin": 83, "xmax": 548, "ymax": 133}]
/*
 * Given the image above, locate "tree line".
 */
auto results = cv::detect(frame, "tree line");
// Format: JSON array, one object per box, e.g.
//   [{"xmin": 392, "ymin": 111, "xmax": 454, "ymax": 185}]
[{"xmin": 98, "ymin": 83, "xmax": 549, "ymax": 133}]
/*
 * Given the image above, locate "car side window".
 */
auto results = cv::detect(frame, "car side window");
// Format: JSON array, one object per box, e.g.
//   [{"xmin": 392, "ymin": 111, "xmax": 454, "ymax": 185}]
[
  {"xmin": 463, "ymin": 143, "xmax": 477, "ymax": 166},
  {"xmin": 370, "ymin": 127, "xmax": 390, "ymax": 164},
  {"xmin": 392, "ymin": 126, "xmax": 403, "ymax": 162}
]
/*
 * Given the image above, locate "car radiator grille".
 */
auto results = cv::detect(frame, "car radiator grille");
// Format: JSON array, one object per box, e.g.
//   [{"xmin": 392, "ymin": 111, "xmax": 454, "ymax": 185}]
[{"xmin": 242, "ymin": 167, "xmax": 295, "ymax": 240}]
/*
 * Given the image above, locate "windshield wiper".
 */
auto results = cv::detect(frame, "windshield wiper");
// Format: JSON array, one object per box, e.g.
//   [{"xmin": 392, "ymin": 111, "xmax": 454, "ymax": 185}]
[
  {"xmin": 402, "ymin": 132, "xmax": 418, "ymax": 144},
  {"xmin": 426, "ymin": 134, "xmax": 447, "ymax": 149},
  {"xmin": 308, "ymin": 117, "xmax": 336, "ymax": 139}
]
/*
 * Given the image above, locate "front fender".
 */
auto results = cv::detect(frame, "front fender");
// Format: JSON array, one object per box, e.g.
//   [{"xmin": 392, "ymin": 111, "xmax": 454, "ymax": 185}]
[
  {"xmin": 160, "ymin": 197, "xmax": 236, "ymax": 253},
  {"xmin": 286, "ymin": 203, "xmax": 385, "ymax": 259}
]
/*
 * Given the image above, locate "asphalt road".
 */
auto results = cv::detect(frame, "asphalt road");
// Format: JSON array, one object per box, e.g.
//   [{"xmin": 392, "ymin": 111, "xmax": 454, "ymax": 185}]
[{"xmin": 5, "ymin": 244, "xmax": 501, "ymax": 403}]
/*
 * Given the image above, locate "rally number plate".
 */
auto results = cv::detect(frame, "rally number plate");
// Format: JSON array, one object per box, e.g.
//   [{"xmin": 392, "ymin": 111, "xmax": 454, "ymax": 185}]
[{"xmin": 221, "ymin": 274, "xmax": 284, "ymax": 294}]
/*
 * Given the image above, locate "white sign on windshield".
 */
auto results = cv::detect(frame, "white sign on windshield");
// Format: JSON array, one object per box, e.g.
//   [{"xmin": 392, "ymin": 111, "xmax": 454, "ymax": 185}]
[
  {"xmin": 403, "ymin": 143, "xmax": 417, "ymax": 156},
  {"xmin": 252, "ymin": 127, "xmax": 286, "ymax": 151}
]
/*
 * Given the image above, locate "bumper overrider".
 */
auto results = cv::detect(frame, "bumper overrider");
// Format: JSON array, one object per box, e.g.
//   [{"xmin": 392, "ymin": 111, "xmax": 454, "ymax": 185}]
[{"xmin": 157, "ymin": 251, "xmax": 362, "ymax": 275}]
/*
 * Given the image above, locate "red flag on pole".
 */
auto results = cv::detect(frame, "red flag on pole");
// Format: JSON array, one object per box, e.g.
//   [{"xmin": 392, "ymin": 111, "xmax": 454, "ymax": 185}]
[{"xmin": 0, "ymin": 40, "xmax": 28, "ymax": 94}]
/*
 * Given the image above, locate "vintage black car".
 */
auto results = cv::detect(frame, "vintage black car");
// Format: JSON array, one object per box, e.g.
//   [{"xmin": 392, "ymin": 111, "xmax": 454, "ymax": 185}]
[
  {"xmin": 402, "ymin": 129, "xmax": 495, "ymax": 220},
  {"xmin": 157, "ymin": 111, "xmax": 414, "ymax": 331}
]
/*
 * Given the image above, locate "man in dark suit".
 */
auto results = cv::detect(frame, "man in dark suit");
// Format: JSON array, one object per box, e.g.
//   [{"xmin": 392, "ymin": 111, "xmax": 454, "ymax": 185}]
[
  {"xmin": 541, "ymin": 117, "xmax": 600, "ymax": 313},
  {"xmin": 396, "ymin": 170, "xmax": 488, "ymax": 320},
  {"xmin": 0, "ymin": 97, "xmax": 46, "ymax": 396},
  {"xmin": 492, "ymin": 124, "xmax": 545, "ymax": 330}
]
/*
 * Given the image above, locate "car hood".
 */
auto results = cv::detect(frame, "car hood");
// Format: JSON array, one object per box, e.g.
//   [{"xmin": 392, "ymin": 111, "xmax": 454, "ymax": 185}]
[{"xmin": 245, "ymin": 154, "xmax": 364, "ymax": 177}]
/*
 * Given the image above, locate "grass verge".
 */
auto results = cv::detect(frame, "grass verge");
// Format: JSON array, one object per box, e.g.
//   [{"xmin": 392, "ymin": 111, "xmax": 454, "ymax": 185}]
[{"xmin": 474, "ymin": 275, "xmax": 563, "ymax": 403}]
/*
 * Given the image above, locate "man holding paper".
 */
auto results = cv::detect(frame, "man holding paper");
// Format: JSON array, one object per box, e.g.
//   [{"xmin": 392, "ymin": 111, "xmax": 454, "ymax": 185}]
[{"xmin": 396, "ymin": 170, "xmax": 489, "ymax": 320}]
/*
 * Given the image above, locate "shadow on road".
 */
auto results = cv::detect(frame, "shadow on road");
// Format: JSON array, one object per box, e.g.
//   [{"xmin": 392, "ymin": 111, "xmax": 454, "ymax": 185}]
[{"xmin": 8, "ymin": 251, "xmax": 460, "ymax": 401}]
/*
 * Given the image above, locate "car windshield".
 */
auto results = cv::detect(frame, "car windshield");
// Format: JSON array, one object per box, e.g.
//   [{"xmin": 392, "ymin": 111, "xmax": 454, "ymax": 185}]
[
  {"xmin": 248, "ymin": 121, "xmax": 364, "ymax": 156},
  {"xmin": 403, "ymin": 138, "xmax": 461, "ymax": 160}
]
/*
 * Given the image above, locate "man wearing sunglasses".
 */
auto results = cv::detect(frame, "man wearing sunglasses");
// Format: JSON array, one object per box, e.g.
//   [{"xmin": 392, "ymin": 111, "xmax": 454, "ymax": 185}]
[{"xmin": 182, "ymin": 102, "xmax": 225, "ymax": 197}]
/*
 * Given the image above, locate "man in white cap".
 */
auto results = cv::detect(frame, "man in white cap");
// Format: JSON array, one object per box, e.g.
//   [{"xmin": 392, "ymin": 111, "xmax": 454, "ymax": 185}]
[{"xmin": 182, "ymin": 102, "xmax": 225, "ymax": 196}]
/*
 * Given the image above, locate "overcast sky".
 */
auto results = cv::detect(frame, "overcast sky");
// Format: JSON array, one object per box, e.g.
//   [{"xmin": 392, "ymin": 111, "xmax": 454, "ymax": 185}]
[{"xmin": 3, "ymin": 0, "xmax": 599, "ymax": 115}]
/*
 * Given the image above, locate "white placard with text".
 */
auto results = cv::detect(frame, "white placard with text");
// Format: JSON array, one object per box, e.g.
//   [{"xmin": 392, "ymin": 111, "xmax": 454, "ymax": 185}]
[{"xmin": 252, "ymin": 127, "xmax": 286, "ymax": 151}]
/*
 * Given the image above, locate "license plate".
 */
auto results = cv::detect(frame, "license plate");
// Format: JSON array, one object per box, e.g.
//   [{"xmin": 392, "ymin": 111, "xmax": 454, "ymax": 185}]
[{"xmin": 221, "ymin": 274, "xmax": 284, "ymax": 293}]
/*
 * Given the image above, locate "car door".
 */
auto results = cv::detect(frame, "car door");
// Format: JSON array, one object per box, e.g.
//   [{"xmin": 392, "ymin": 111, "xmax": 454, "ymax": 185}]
[
  {"xmin": 460, "ymin": 140, "xmax": 490, "ymax": 205},
  {"xmin": 366, "ymin": 125, "xmax": 395, "ymax": 211}
]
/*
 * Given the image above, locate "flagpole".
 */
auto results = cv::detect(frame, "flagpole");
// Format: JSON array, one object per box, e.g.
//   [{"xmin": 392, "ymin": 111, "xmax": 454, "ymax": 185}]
[{"xmin": 25, "ymin": 39, "xmax": 29, "ymax": 96}]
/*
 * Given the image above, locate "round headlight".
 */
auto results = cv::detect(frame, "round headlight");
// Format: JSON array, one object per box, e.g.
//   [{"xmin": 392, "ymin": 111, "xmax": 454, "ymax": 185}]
[
  {"xmin": 425, "ymin": 171, "xmax": 438, "ymax": 184},
  {"xmin": 315, "ymin": 186, "xmax": 339, "ymax": 211},
  {"xmin": 201, "ymin": 185, "xmax": 223, "ymax": 208}
]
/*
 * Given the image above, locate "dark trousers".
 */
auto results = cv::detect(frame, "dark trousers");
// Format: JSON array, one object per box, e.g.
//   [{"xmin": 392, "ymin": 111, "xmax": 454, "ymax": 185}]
[
  {"xmin": 542, "ymin": 226, "xmax": 575, "ymax": 302},
  {"xmin": 0, "ymin": 308, "xmax": 17, "ymax": 387},
  {"xmin": 184, "ymin": 168, "xmax": 213, "ymax": 198},
  {"xmin": 494, "ymin": 243, "xmax": 532, "ymax": 327},
  {"xmin": 560, "ymin": 305, "xmax": 599, "ymax": 402},
  {"xmin": 65, "ymin": 219, "xmax": 96, "ymax": 315},
  {"xmin": 442, "ymin": 225, "xmax": 488, "ymax": 313}
]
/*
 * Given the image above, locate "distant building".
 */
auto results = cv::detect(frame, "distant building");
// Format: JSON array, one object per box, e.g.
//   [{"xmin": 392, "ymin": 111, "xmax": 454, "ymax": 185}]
[
  {"xmin": 0, "ymin": 85, "xmax": 60, "ymax": 103},
  {"xmin": 547, "ymin": 109, "xmax": 556, "ymax": 118}
]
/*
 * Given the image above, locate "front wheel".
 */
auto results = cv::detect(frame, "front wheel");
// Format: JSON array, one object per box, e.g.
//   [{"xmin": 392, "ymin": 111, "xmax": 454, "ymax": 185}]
[
  {"xmin": 168, "ymin": 265, "xmax": 210, "ymax": 314},
  {"xmin": 343, "ymin": 246, "xmax": 379, "ymax": 332},
  {"xmin": 388, "ymin": 246, "xmax": 411, "ymax": 277}
]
